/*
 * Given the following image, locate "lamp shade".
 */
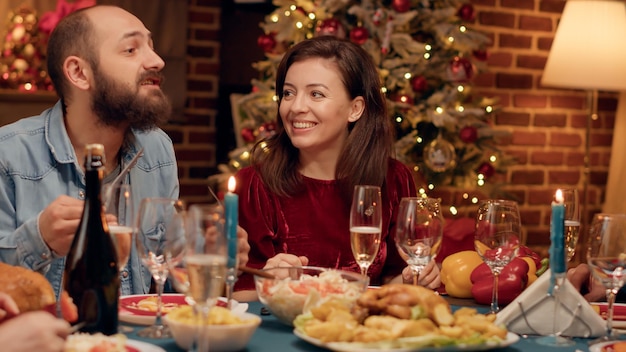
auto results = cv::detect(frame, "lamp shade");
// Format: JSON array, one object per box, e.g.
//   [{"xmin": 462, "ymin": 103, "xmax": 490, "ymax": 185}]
[{"xmin": 542, "ymin": 0, "xmax": 626, "ymax": 91}]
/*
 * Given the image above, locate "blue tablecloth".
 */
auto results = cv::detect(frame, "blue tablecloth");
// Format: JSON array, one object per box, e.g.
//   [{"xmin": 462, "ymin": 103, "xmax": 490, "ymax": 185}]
[{"xmin": 124, "ymin": 301, "xmax": 606, "ymax": 351}]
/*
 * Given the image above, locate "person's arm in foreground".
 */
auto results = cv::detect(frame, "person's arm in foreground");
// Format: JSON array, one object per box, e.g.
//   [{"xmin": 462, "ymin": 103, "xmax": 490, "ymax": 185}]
[{"xmin": 0, "ymin": 292, "xmax": 70, "ymax": 352}]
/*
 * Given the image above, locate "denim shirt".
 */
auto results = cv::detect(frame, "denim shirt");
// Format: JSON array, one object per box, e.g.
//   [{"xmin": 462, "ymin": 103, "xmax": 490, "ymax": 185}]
[{"xmin": 0, "ymin": 101, "xmax": 179, "ymax": 297}]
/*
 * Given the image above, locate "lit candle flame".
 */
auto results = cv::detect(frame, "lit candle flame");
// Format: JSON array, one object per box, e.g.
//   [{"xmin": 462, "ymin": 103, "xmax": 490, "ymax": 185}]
[
  {"xmin": 228, "ymin": 176, "xmax": 236, "ymax": 193},
  {"xmin": 555, "ymin": 189, "xmax": 564, "ymax": 203}
]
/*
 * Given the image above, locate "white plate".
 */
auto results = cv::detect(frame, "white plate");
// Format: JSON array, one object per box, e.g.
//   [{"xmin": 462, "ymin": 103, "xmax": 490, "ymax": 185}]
[
  {"xmin": 589, "ymin": 340, "xmax": 626, "ymax": 352},
  {"xmin": 294, "ymin": 330, "xmax": 519, "ymax": 352},
  {"xmin": 119, "ymin": 294, "xmax": 248, "ymax": 325},
  {"xmin": 590, "ymin": 302, "xmax": 626, "ymax": 329},
  {"xmin": 126, "ymin": 339, "xmax": 166, "ymax": 352}
]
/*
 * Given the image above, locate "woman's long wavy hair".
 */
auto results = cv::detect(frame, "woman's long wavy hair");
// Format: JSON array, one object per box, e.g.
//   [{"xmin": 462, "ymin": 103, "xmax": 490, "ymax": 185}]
[{"xmin": 250, "ymin": 36, "xmax": 395, "ymax": 203}]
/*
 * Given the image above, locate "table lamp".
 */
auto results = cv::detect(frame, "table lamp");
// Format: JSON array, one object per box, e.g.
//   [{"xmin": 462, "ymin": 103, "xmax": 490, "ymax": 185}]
[{"xmin": 541, "ymin": 0, "xmax": 626, "ymax": 260}]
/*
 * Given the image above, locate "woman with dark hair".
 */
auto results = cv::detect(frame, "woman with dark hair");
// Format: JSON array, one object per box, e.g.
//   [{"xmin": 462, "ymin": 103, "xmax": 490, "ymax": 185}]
[{"xmin": 233, "ymin": 36, "xmax": 440, "ymax": 300}]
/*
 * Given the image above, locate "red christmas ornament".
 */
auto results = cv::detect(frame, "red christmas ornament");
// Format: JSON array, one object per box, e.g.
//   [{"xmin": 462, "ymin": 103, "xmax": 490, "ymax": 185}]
[
  {"xmin": 257, "ymin": 33, "xmax": 277, "ymax": 53},
  {"xmin": 472, "ymin": 49, "xmax": 488, "ymax": 61},
  {"xmin": 349, "ymin": 26, "xmax": 369, "ymax": 45},
  {"xmin": 393, "ymin": 93, "xmax": 414, "ymax": 105},
  {"xmin": 392, "ymin": 0, "xmax": 411, "ymax": 13},
  {"xmin": 457, "ymin": 3, "xmax": 475, "ymax": 22},
  {"xmin": 410, "ymin": 75, "xmax": 427, "ymax": 93},
  {"xmin": 477, "ymin": 162, "xmax": 495, "ymax": 178},
  {"xmin": 447, "ymin": 57, "xmax": 474, "ymax": 82},
  {"xmin": 241, "ymin": 128, "xmax": 256, "ymax": 143},
  {"xmin": 315, "ymin": 18, "xmax": 346, "ymax": 38},
  {"xmin": 459, "ymin": 126, "xmax": 478, "ymax": 143}
]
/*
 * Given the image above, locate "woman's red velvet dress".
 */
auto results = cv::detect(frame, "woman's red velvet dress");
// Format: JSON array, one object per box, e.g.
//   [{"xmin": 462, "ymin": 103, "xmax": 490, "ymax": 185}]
[{"xmin": 234, "ymin": 159, "xmax": 416, "ymax": 290}]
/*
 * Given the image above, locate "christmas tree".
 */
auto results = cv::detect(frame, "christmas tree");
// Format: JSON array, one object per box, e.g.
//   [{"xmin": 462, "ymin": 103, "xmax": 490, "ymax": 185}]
[
  {"xmin": 224, "ymin": 0, "xmax": 513, "ymax": 195},
  {"xmin": 0, "ymin": 6, "xmax": 52, "ymax": 92}
]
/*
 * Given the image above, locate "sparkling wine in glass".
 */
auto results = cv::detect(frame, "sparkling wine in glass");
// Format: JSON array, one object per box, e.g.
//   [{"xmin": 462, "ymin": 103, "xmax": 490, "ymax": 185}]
[
  {"xmin": 103, "ymin": 183, "xmax": 134, "ymax": 273},
  {"xmin": 474, "ymin": 199, "xmax": 521, "ymax": 314},
  {"xmin": 587, "ymin": 213, "xmax": 626, "ymax": 345},
  {"xmin": 103, "ymin": 183, "xmax": 135, "ymax": 333},
  {"xmin": 186, "ymin": 204, "xmax": 228, "ymax": 352},
  {"xmin": 395, "ymin": 197, "xmax": 443, "ymax": 285},
  {"xmin": 561, "ymin": 189, "xmax": 580, "ymax": 262},
  {"xmin": 349, "ymin": 185, "xmax": 382, "ymax": 278},
  {"xmin": 134, "ymin": 197, "xmax": 185, "ymax": 339}
]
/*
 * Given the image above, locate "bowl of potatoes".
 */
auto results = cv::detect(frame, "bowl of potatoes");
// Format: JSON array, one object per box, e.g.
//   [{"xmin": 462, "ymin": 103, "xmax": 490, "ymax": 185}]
[{"xmin": 163, "ymin": 305, "xmax": 261, "ymax": 352}]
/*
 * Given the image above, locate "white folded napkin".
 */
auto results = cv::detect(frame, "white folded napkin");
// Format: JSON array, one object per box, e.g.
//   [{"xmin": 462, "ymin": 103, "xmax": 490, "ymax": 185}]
[{"xmin": 495, "ymin": 269, "xmax": 606, "ymax": 337}]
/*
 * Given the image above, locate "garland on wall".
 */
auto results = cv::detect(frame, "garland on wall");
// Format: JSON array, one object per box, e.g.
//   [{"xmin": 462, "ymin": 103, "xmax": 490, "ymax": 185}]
[{"xmin": 232, "ymin": 0, "xmax": 513, "ymax": 197}]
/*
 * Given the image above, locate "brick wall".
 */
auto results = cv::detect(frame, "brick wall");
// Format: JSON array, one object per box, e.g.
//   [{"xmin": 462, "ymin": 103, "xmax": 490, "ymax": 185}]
[
  {"xmin": 177, "ymin": 0, "xmax": 619, "ymax": 261},
  {"xmin": 167, "ymin": 0, "xmax": 221, "ymax": 205},
  {"xmin": 465, "ymin": 0, "xmax": 618, "ymax": 260}
]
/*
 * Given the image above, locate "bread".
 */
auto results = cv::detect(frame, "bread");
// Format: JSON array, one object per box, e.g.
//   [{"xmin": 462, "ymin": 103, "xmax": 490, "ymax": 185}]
[{"xmin": 0, "ymin": 262, "xmax": 56, "ymax": 312}]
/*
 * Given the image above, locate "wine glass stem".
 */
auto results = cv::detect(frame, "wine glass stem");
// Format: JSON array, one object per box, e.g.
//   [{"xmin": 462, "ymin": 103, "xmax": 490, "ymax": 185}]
[
  {"xmin": 491, "ymin": 272, "xmax": 499, "ymax": 313},
  {"xmin": 607, "ymin": 289, "xmax": 617, "ymax": 337},
  {"xmin": 154, "ymin": 280, "xmax": 165, "ymax": 327},
  {"xmin": 360, "ymin": 266, "xmax": 368, "ymax": 277},
  {"xmin": 225, "ymin": 267, "xmax": 237, "ymax": 309}
]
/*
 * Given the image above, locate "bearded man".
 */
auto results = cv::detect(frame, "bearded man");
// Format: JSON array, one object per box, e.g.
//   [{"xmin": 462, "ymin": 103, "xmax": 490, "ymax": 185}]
[{"xmin": 0, "ymin": 5, "xmax": 179, "ymax": 297}]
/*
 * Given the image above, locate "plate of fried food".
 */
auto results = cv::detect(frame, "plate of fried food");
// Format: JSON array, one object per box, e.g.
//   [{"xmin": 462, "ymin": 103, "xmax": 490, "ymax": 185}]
[
  {"xmin": 293, "ymin": 284, "xmax": 519, "ymax": 351},
  {"xmin": 65, "ymin": 333, "xmax": 164, "ymax": 352},
  {"xmin": 119, "ymin": 294, "xmax": 247, "ymax": 325}
]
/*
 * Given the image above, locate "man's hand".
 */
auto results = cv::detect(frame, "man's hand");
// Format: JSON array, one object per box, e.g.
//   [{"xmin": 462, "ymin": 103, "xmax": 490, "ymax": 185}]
[
  {"xmin": 567, "ymin": 263, "xmax": 606, "ymax": 302},
  {"xmin": 0, "ymin": 293, "xmax": 19, "ymax": 322},
  {"xmin": 401, "ymin": 260, "xmax": 441, "ymax": 289},
  {"xmin": 38, "ymin": 196, "xmax": 84, "ymax": 256}
]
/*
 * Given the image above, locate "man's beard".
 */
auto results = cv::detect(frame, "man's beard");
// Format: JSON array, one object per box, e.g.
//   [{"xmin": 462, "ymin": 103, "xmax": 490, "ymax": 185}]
[{"xmin": 91, "ymin": 68, "xmax": 172, "ymax": 132}]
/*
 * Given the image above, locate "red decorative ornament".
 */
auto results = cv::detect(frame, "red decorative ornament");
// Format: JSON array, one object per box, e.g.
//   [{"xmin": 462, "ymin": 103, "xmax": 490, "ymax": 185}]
[
  {"xmin": 257, "ymin": 33, "xmax": 277, "ymax": 53},
  {"xmin": 349, "ymin": 26, "xmax": 369, "ymax": 45},
  {"xmin": 459, "ymin": 126, "xmax": 478, "ymax": 144},
  {"xmin": 241, "ymin": 128, "xmax": 256, "ymax": 143},
  {"xmin": 477, "ymin": 162, "xmax": 495, "ymax": 178},
  {"xmin": 410, "ymin": 75, "xmax": 427, "ymax": 93},
  {"xmin": 457, "ymin": 3, "xmax": 475, "ymax": 22},
  {"xmin": 446, "ymin": 57, "xmax": 474, "ymax": 82},
  {"xmin": 315, "ymin": 18, "xmax": 346, "ymax": 38},
  {"xmin": 393, "ymin": 93, "xmax": 414, "ymax": 106},
  {"xmin": 392, "ymin": 0, "xmax": 411, "ymax": 13}
]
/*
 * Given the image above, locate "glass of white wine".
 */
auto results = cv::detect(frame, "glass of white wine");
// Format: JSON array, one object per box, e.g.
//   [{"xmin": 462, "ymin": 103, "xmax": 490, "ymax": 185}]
[
  {"xmin": 185, "ymin": 204, "xmax": 228, "ymax": 352},
  {"xmin": 561, "ymin": 188, "xmax": 580, "ymax": 262},
  {"xmin": 349, "ymin": 185, "xmax": 382, "ymax": 278},
  {"xmin": 103, "ymin": 183, "xmax": 134, "ymax": 275},
  {"xmin": 395, "ymin": 197, "xmax": 443, "ymax": 285}
]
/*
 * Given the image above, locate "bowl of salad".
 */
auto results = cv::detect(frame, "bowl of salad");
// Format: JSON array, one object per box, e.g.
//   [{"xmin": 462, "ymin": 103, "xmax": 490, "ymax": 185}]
[{"xmin": 254, "ymin": 266, "xmax": 368, "ymax": 325}]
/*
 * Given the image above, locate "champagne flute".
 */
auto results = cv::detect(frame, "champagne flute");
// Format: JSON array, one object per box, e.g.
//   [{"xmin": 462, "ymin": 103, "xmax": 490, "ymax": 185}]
[
  {"xmin": 134, "ymin": 197, "xmax": 185, "ymax": 339},
  {"xmin": 587, "ymin": 213, "xmax": 626, "ymax": 345},
  {"xmin": 103, "ymin": 183, "xmax": 134, "ymax": 277},
  {"xmin": 561, "ymin": 189, "xmax": 580, "ymax": 262},
  {"xmin": 474, "ymin": 199, "xmax": 521, "ymax": 314},
  {"xmin": 395, "ymin": 197, "xmax": 443, "ymax": 285},
  {"xmin": 349, "ymin": 185, "xmax": 382, "ymax": 278},
  {"xmin": 185, "ymin": 204, "xmax": 228, "ymax": 352},
  {"xmin": 102, "ymin": 183, "xmax": 135, "ymax": 333}
]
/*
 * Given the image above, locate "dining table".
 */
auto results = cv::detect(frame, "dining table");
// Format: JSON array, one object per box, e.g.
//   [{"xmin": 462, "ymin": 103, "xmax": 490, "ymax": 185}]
[{"xmin": 122, "ymin": 298, "xmax": 613, "ymax": 352}]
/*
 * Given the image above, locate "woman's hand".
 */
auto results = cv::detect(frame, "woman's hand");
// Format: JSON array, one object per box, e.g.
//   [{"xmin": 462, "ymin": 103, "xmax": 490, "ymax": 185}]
[
  {"xmin": 401, "ymin": 260, "xmax": 441, "ymax": 290},
  {"xmin": 0, "ymin": 311, "xmax": 70, "ymax": 352},
  {"xmin": 236, "ymin": 226, "xmax": 250, "ymax": 270},
  {"xmin": 263, "ymin": 253, "xmax": 309, "ymax": 269}
]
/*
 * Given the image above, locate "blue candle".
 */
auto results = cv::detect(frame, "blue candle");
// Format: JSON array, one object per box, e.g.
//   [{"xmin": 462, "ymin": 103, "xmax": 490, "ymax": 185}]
[
  {"xmin": 224, "ymin": 176, "xmax": 239, "ymax": 268},
  {"xmin": 550, "ymin": 189, "xmax": 566, "ymax": 274}
]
